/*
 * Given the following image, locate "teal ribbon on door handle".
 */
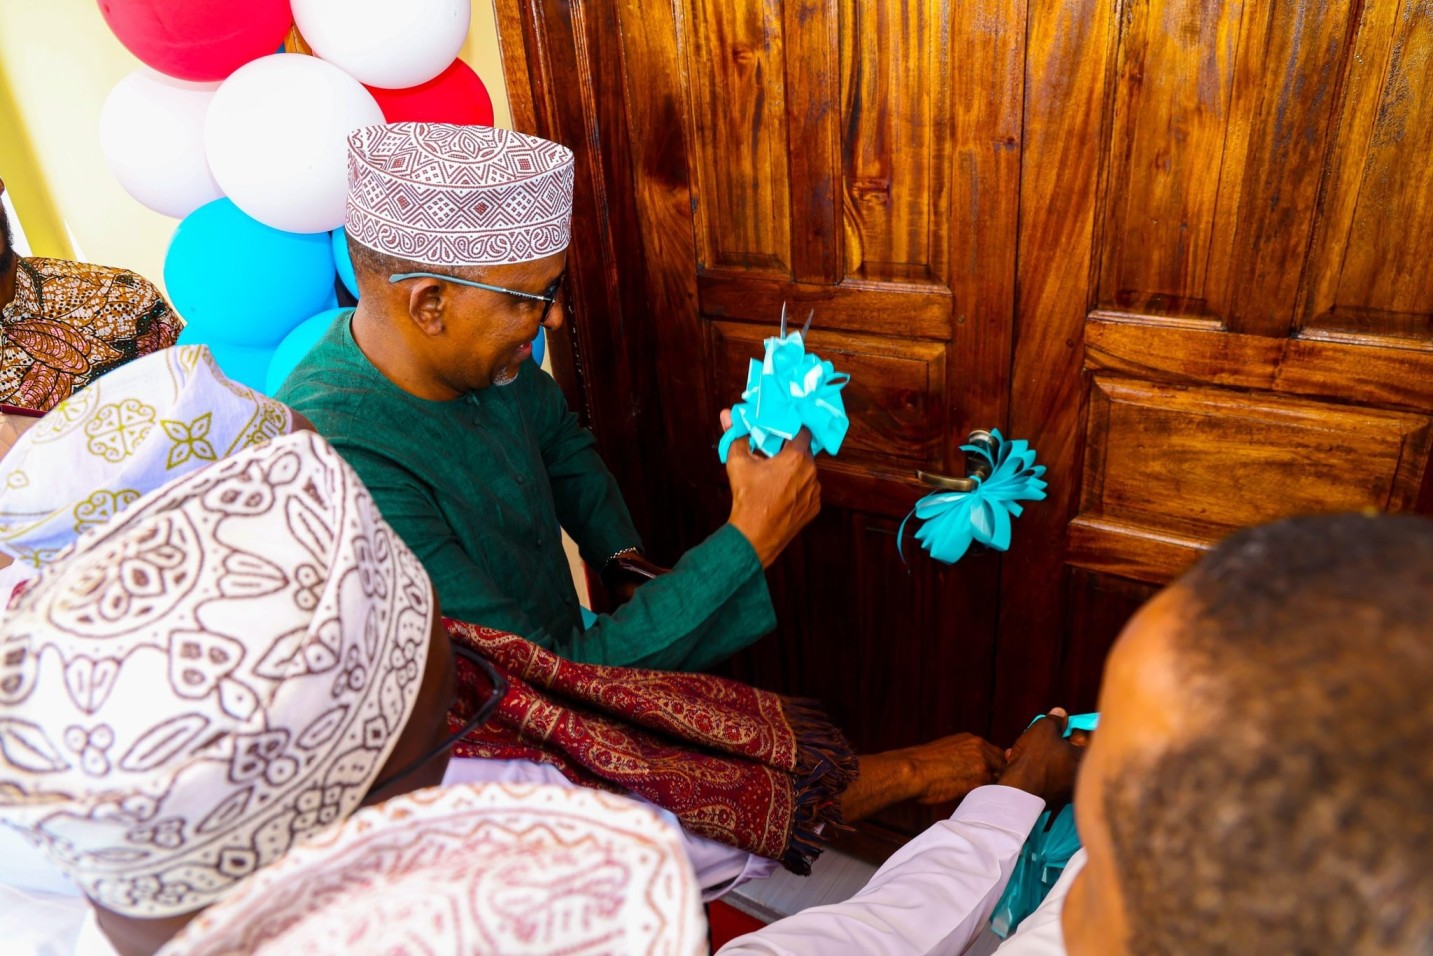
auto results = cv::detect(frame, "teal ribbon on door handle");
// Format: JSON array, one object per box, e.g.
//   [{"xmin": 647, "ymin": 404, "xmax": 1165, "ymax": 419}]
[
  {"xmin": 717, "ymin": 308, "xmax": 851, "ymax": 462},
  {"xmin": 899, "ymin": 429, "xmax": 1048, "ymax": 564}
]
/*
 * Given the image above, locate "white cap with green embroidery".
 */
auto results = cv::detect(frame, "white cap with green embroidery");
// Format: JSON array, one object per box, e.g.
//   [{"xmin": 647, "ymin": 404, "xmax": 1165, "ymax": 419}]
[{"xmin": 0, "ymin": 345, "xmax": 291, "ymax": 571}]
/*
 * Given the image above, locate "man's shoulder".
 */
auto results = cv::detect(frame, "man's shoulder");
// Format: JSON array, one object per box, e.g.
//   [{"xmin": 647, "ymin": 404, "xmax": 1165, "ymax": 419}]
[
  {"xmin": 23, "ymin": 256, "xmax": 122, "ymax": 280},
  {"xmin": 20, "ymin": 257, "xmax": 163, "ymax": 305},
  {"xmin": 276, "ymin": 318, "xmax": 435, "ymax": 471},
  {"xmin": 25, "ymin": 256, "xmax": 143, "ymax": 285},
  {"xmin": 276, "ymin": 313, "xmax": 371, "ymax": 408}
]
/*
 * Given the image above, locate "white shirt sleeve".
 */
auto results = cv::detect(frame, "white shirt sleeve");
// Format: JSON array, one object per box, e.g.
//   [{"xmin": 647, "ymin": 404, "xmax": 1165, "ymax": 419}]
[
  {"xmin": 440, "ymin": 756, "xmax": 777, "ymax": 900},
  {"xmin": 0, "ymin": 882, "xmax": 92, "ymax": 956},
  {"xmin": 718, "ymin": 786, "xmax": 1046, "ymax": 956}
]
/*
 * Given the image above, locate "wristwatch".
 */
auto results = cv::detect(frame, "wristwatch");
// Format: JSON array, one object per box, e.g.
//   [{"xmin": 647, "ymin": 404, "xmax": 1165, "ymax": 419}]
[{"xmin": 599, "ymin": 547, "xmax": 670, "ymax": 602}]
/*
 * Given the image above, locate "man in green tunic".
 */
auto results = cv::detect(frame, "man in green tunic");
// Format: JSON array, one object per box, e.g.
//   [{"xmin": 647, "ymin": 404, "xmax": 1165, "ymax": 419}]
[{"xmin": 280, "ymin": 123, "xmax": 819, "ymax": 671}]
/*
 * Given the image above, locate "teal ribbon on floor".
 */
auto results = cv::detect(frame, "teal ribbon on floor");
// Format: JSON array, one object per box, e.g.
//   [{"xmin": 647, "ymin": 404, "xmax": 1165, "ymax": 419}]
[
  {"xmin": 898, "ymin": 430, "xmax": 1048, "ymax": 564},
  {"xmin": 718, "ymin": 330, "xmax": 850, "ymax": 462}
]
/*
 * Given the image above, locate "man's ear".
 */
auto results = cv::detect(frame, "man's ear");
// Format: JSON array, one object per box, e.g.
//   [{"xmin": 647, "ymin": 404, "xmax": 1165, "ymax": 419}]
[{"xmin": 405, "ymin": 278, "xmax": 447, "ymax": 336}]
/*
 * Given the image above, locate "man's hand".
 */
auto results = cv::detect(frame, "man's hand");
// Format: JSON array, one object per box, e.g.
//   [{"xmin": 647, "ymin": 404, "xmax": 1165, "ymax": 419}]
[
  {"xmin": 906, "ymin": 733, "xmax": 1007, "ymax": 805},
  {"xmin": 841, "ymin": 732, "xmax": 1005, "ymax": 821},
  {"xmin": 998, "ymin": 707, "xmax": 1085, "ymax": 806},
  {"xmin": 723, "ymin": 408, "xmax": 822, "ymax": 568}
]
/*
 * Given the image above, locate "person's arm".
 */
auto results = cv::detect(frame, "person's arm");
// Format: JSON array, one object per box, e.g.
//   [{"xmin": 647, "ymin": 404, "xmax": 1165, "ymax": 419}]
[
  {"xmin": 718, "ymin": 710, "xmax": 1084, "ymax": 956},
  {"xmin": 718, "ymin": 786, "xmax": 1046, "ymax": 956},
  {"xmin": 345, "ymin": 442, "xmax": 773, "ymax": 668},
  {"xmin": 572, "ymin": 523, "xmax": 775, "ymax": 670},
  {"xmin": 525, "ymin": 368, "xmax": 642, "ymax": 567},
  {"xmin": 528, "ymin": 373, "xmax": 824, "ymax": 577}
]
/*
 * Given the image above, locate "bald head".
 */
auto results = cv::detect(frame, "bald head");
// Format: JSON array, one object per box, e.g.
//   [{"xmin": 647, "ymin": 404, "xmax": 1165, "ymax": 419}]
[{"xmin": 1102, "ymin": 514, "xmax": 1433, "ymax": 954}]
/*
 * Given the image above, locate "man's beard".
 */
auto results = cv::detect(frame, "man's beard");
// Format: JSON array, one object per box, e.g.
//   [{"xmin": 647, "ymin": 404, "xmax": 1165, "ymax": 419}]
[{"xmin": 492, "ymin": 365, "xmax": 519, "ymax": 387}]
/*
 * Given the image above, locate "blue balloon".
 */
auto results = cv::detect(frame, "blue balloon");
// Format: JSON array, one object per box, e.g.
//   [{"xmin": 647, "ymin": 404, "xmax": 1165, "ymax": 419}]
[
  {"xmin": 165, "ymin": 198, "xmax": 337, "ymax": 349},
  {"xmin": 205, "ymin": 341, "xmax": 276, "ymax": 395},
  {"xmin": 331, "ymin": 227, "xmax": 359, "ymax": 300},
  {"xmin": 531, "ymin": 326, "xmax": 546, "ymax": 367},
  {"xmin": 266, "ymin": 308, "xmax": 346, "ymax": 395}
]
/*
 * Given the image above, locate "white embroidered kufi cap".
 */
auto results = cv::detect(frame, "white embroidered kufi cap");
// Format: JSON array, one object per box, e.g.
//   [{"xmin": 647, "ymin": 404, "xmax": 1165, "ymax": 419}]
[
  {"xmin": 345, "ymin": 122, "xmax": 575, "ymax": 266},
  {"xmin": 0, "ymin": 431, "xmax": 434, "ymax": 917},
  {"xmin": 0, "ymin": 345, "xmax": 291, "ymax": 571},
  {"xmin": 161, "ymin": 783, "xmax": 707, "ymax": 956}
]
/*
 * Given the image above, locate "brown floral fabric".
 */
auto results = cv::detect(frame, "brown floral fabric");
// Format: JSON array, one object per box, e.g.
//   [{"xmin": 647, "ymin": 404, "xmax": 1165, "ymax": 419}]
[{"xmin": 1, "ymin": 257, "xmax": 184, "ymax": 412}]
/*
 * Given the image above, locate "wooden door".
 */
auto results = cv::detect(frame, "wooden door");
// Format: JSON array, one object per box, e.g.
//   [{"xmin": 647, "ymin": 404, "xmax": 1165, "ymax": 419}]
[{"xmin": 494, "ymin": 0, "xmax": 1433, "ymax": 856}]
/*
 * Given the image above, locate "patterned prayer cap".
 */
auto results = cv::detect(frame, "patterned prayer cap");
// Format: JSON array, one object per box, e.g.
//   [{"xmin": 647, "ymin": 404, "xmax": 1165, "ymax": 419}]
[
  {"xmin": 0, "ymin": 345, "xmax": 291, "ymax": 571},
  {"xmin": 0, "ymin": 431, "xmax": 434, "ymax": 918},
  {"xmin": 161, "ymin": 783, "xmax": 707, "ymax": 956},
  {"xmin": 345, "ymin": 122, "xmax": 575, "ymax": 266}
]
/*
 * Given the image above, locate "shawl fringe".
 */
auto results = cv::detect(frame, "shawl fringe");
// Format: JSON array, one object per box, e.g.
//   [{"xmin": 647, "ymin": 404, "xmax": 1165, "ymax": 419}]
[{"xmin": 778, "ymin": 696, "xmax": 859, "ymax": 875}]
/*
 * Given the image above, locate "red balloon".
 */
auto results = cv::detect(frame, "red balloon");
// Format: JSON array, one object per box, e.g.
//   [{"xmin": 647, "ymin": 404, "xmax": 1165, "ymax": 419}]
[
  {"xmin": 367, "ymin": 59, "xmax": 495, "ymax": 127},
  {"xmin": 98, "ymin": 0, "xmax": 294, "ymax": 82}
]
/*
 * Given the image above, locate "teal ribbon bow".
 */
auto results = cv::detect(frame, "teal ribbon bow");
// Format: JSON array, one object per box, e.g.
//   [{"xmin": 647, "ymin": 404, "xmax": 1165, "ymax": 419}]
[
  {"xmin": 717, "ymin": 329, "xmax": 850, "ymax": 462},
  {"xmin": 898, "ymin": 429, "xmax": 1048, "ymax": 564}
]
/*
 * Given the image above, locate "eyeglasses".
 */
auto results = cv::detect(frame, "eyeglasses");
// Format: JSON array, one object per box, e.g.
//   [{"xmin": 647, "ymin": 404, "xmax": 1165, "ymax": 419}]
[
  {"xmin": 389, "ymin": 270, "xmax": 566, "ymax": 326},
  {"xmin": 366, "ymin": 642, "xmax": 509, "ymax": 795}
]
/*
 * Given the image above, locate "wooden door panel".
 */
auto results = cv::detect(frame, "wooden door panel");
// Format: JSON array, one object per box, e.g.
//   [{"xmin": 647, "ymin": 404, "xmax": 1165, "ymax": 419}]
[
  {"xmin": 1304, "ymin": 0, "xmax": 1433, "ymax": 340},
  {"xmin": 1085, "ymin": 320, "xmax": 1433, "ymax": 408},
  {"xmin": 709, "ymin": 322, "xmax": 948, "ymax": 473},
  {"xmin": 684, "ymin": 0, "xmax": 794, "ymax": 278},
  {"xmin": 699, "ymin": 276, "xmax": 952, "ymax": 339},
  {"xmin": 1081, "ymin": 377, "xmax": 1433, "ymax": 538},
  {"xmin": 838, "ymin": 0, "xmax": 952, "ymax": 285},
  {"xmin": 1221, "ymin": 0, "xmax": 1362, "ymax": 337},
  {"xmin": 1073, "ymin": 373, "xmax": 1433, "ymax": 584},
  {"xmin": 1099, "ymin": 0, "xmax": 1251, "ymax": 316},
  {"xmin": 998, "ymin": 0, "xmax": 1433, "ymax": 739},
  {"xmin": 672, "ymin": 0, "xmax": 1009, "ymax": 854},
  {"xmin": 1095, "ymin": 0, "xmax": 1364, "ymax": 326},
  {"xmin": 497, "ymin": 0, "xmax": 1433, "ymax": 858}
]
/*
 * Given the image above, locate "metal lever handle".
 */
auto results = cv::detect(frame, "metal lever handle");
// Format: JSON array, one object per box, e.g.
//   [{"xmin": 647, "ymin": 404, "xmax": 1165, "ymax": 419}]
[{"xmin": 915, "ymin": 430, "xmax": 997, "ymax": 492}]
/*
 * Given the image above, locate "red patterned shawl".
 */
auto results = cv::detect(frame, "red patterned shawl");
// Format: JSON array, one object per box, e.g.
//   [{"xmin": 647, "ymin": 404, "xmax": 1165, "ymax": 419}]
[{"xmin": 445, "ymin": 619, "xmax": 856, "ymax": 874}]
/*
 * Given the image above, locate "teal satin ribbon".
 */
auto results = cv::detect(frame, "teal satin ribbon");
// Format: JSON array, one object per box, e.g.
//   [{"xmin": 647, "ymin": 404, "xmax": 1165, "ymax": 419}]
[
  {"xmin": 991, "ymin": 711, "xmax": 1099, "ymax": 938},
  {"xmin": 718, "ymin": 331, "xmax": 850, "ymax": 462},
  {"xmin": 898, "ymin": 429, "xmax": 1048, "ymax": 564}
]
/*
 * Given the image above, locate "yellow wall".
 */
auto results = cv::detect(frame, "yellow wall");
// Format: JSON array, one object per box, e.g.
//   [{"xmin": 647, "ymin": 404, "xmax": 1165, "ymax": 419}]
[
  {"xmin": 463, "ymin": 0, "xmax": 513, "ymax": 131},
  {"xmin": 0, "ymin": 0, "xmax": 513, "ymax": 295},
  {"xmin": 0, "ymin": 0, "xmax": 170, "ymax": 275}
]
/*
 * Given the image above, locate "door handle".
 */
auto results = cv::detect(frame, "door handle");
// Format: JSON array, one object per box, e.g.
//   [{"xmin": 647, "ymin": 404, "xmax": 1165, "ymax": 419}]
[
  {"xmin": 915, "ymin": 430, "xmax": 997, "ymax": 491},
  {"xmin": 902, "ymin": 429, "xmax": 1047, "ymax": 565}
]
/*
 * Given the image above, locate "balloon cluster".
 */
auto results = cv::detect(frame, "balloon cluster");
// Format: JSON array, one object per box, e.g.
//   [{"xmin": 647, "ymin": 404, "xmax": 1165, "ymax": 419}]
[{"xmin": 97, "ymin": 0, "xmax": 496, "ymax": 393}]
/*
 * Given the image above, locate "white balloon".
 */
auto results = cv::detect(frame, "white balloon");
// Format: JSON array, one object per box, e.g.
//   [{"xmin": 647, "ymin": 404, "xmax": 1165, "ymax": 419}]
[
  {"xmin": 100, "ymin": 69, "xmax": 223, "ymax": 220},
  {"xmin": 293, "ymin": 0, "xmax": 471, "ymax": 89},
  {"xmin": 204, "ymin": 54, "xmax": 384, "ymax": 234}
]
